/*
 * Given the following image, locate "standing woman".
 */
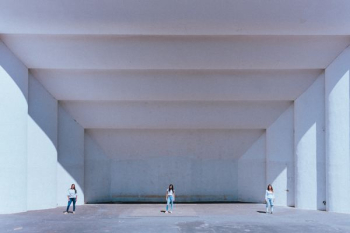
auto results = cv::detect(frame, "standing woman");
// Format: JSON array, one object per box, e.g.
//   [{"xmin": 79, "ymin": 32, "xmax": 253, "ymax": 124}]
[
  {"xmin": 165, "ymin": 184, "xmax": 175, "ymax": 213},
  {"xmin": 265, "ymin": 184, "xmax": 275, "ymax": 214},
  {"xmin": 64, "ymin": 184, "xmax": 78, "ymax": 214}
]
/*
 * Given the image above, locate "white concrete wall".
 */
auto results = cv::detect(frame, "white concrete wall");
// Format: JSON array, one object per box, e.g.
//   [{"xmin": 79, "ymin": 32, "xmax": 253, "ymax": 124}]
[
  {"xmin": 0, "ymin": 42, "xmax": 28, "ymax": 214},
  {"xmin": 84, "ymin": 133, "xmax": 111, "ymax": 203},
  {"xmin": 295, "ymin": 73, "xmax": 326, "ymax": 210},
  {"xmin": 238, "ymin": 133, "xmax": 266, "ymax": 203},
  {"xmin": 57, "ymin": 105, "xmax": 84, "ymax": 206},
  {"xmin": 325, "ymin": 46, "xmax": 350, "ymax": 213},
  {"xmin": 27, "ymin": 74, "xmax": 57, "ymax": 210},
  {"xmin": 87, "ymin": 129, "xmax": 264, "ymax": 202},
  {"xmin": 266, "ymin": 105, "xmax": 294, "ymax": 207}
]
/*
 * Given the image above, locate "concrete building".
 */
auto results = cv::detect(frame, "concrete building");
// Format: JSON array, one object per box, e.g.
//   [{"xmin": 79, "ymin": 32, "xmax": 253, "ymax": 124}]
[{"xmin": 1, "ymin": 0, "xmax": 350, "ymax": 214}]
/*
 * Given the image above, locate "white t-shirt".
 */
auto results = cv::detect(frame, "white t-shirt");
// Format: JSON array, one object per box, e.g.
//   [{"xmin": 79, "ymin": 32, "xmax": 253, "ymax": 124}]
[
  {"xmin": 167, "ymin": 189, "xmax": 174, "ymax": 196},
  {"xmin": 67, "ymin": 189, "xmax": 77, "ymax": 198},
  {"xmin": 265, "ymin": 190, "xmax": 274, "ymax": 199}
]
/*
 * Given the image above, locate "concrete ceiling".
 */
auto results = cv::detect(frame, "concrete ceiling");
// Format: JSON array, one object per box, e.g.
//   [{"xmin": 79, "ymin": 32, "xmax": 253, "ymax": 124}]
[
  {"xmin": 1, "ymin": 1, "xmax": 349, "ymax": 149},
  {"xmin": 1, "ymin": 35, "xmax": 349, "ymax": 69},
  {"xmin": 1, "ymin": 0, "xmax": 350, "ymax": 35},
  {"xmin": 32, "ymin": 69, "xmax": 320, "ymax": 101}
]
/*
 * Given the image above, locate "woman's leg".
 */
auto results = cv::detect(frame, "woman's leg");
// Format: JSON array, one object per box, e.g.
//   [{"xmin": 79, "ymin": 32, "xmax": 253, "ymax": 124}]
[
  {"xmin": 270, "ymin": 199, "xmax": 274, "ymax": 213},
  {"xmin": 170, "ymin": 196, "xmax": 173, "ymax": 212},
  {"xmin": 66, "ymin": 199, "xmax": 72, "ymax": 212},
  {"xmin": 266, "ymin": 200, "xmax": 269, "ymax": 213},
  {"xmin": 166, "ymin": 197, "xmax": 170, "ymax": 211},
  {"xmin": 72, "ymin": 198, "xmax": 76, "ymax": 212}
]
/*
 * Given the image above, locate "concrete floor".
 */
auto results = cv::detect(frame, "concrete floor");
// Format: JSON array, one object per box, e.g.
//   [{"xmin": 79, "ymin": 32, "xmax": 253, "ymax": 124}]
[{"xmin": 1, "ymin": 204, "xmax": 350, "ymax": 233}]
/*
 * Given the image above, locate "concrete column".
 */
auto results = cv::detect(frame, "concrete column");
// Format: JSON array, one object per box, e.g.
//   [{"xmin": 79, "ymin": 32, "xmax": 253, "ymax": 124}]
[
  {"xmin": 238, "ymin": 133, "xmax": 266, "ymax": 203},
  {"xmin": 266, "ymin": 105, "xmax": 294, "ymax": 207},
  {"xmin": 294, "ymin": 73, "xmax": 326, "ymax": 210},
  {"xmin": 0, "ymin": 42, "xmax": 28, "ymax": 213},
  {"xmin": 27, "ymin": 74, "xmax": 58, "ymax": 210},
  {"xmin": 57, "ymin": 105, "xmax": 84, "ymax": 206},
  {"xmin": 325, "ymin": 47, "xmax": 350, "ymax": 213}
]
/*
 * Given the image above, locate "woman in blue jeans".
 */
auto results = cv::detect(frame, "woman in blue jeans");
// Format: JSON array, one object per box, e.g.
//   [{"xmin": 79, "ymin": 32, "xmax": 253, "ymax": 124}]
[
  {"xmin": 165, "ymin": 184, "xmax": 175, "ymax": 213},
  {"xmin": 265, "ymin": 184, "xmax": 275, "ymax": 214},
  {"xmin": 64, "ymin": 184, "xmax": 77, "ymax": 214}
]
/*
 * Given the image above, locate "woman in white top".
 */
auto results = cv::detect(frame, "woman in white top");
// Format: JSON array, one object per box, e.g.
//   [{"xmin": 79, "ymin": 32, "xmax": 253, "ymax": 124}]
[
  {"xmin": 64, "ymin": 184, "xmax": 78, "ymax": 214},
  {"xmin": 165, "ymin": 184, "xmax": 175, "ymax": 213},
  {"xmin": 265, "ymin": 184, "xmax": 275, "ymax": 214}
]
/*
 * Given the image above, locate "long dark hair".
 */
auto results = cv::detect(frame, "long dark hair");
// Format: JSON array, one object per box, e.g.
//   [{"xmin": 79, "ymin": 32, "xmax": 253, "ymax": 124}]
[
  {"xmin": 168, "ymin": 184, "xmax": 174, "ymax": 192},
  {"xmin": 267, "ymin": 184, "xmax": 273, "ymax": 192},
  {"xmin": 71, "ymin": 184, "xmax": 77, "ymax": 194}
]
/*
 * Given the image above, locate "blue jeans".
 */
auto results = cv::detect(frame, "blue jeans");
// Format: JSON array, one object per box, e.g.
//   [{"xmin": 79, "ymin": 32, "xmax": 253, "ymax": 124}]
[
  {"xmin": 266, "ymin": 198, "xmax": 274, "ymax": 212},
  {"xmin": 166, "ymin": 196, "xmax": 174, "ymax": 211},
  {"xmin": 66, "ymin": 198, "xmax": 76, "ymax": 212}
]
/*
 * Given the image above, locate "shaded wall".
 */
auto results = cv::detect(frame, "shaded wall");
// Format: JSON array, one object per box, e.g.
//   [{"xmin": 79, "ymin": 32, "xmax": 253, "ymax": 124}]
[
  {"xmin": 84, "ymin": 133, "xmax": 111, "ymax": 203},
  {"xmin": 238, "ymin": 133, "xmax": 266, "ymax": 202},
  {"xmin": 266, "ymin": 105, "xmax": 294, "ymax": 207},
  {"xmin": 85, "ymin": 129, "xmax": 264, "ymax": 202},
  {"xmin": 57, "ymin": 105, "xmax": 84, "ymax": 206}
]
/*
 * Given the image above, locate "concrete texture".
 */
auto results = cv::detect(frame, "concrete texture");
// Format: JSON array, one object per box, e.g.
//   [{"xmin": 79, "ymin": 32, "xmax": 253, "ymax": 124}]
[
  {"xmin": 266, "ymin": 105, "xmax": 294, "ymax": 207},
  {"xmin": 2, "ymin": 1, "xmax": 350, "ymax": 215},
  {"xmin": 3, "ymin": 1, "xmax": 350, "ymax": 36},
  {"xmin": 1, "ymin": 204, "xmax": 350, "ymax": 233},
  {"xmin": 325, "ymin": 47, "xmax": 350, "ymax": 213},
  {"xmin": 86, "ymin": 129, "xmax": 264, "ymax": 203},
  {"xmin": 238, "ymin": 134, "xmax": 266, "ymax": 203},
  {"xmin": 295, "ymin": 73, "xmax": 326, "ymax": 210},
  {"xmin": 57, "ymin": 105, "xmax": 85, "ymax": 206},
  {"xmin": 0, "ymin": 41, "xmax": 28, "ymax": 214},
  {"xmin": 27, "ymin": 74, "xmax": 58, "ymax": 211}
]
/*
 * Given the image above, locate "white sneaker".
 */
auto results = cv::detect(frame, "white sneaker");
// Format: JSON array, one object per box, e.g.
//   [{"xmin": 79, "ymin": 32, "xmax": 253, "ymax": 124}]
[
  {"xmin": 73, "ymin": 211, "xmax": 75, "ymax": 214},
  {"xmin": 64, "ymin": 212, "xmax": 68, "ymax": 214}
]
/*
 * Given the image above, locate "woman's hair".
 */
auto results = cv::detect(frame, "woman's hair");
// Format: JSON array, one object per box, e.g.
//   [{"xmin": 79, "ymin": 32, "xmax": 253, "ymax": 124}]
[
  {"xmin": 71, "ymin": 184, "xmax": 77, "ymax": 194},
  {"xmin": 168, "ymin": 184, "xmax": 174, "ymax": 192},
  {"xmin": 267, "ymin": 184, "xmax": 273, "ymax": 192}
]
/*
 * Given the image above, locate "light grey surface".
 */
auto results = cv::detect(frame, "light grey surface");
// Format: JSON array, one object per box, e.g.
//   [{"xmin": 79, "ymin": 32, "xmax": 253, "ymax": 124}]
[
  {"xmin": 57, "ymin": 105, "xmax": 85, "ymax": 206},
  {"xmin": 266, "ymin": 105, "xmax": 294, "ymax": 207},
  {"xmin": 1, "ymin": 204, "xmax": 350, "ymax": 233},
  {"xmin": 295, "ymin": 73, "xmax": 326, "ymax": 211},
  {"xmin": 86, "ymin": 129, "xmax": 264, "ymax": 203},
  {"xmin": 61, "ymin": 101, "xmax": 292, "ymax": 129},
  {"xmin": 325, "ymin": 47, "xmax": 350, "ymax": 213},
  {"xmin": 2, "ymin": 0, "xmax": 350, "ymax": 215},
  {"xmin": 27, "ymin": 74, "xmax": 58, "ymax": 211},
  {"xmin": 32, "ymin": 69, "xmax": 320, "ymax": 101},
  {"xmin": 2, "ymin": 35, "xmax": 349, "ymax": 70},
  {"xmin": 0, "ymin": 41, "xmax": 28, "ymax": 214},
  {"xmin": 2, "ymin": 1, "xmax": 350, "ymax": 36}
]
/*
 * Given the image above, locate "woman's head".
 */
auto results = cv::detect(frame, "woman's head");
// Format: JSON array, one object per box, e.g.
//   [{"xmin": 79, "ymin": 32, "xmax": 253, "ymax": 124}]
[
  {"xmin": 168, "ymin": 184, "xmax": 174, "ymax": 191},
  {"xmin": 71, "ymin": 184, "xmax": 77, "ymax": 193},
  {"xmin": 267, "ymin": 184, "xmax": 273, "ymax": 192}
]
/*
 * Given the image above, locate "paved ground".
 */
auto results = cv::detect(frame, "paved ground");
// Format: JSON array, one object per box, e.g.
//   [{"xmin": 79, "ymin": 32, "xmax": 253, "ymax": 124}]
[{"xmin": 1, "ymin": 204, "xmax": 350, "ymax": 233}]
